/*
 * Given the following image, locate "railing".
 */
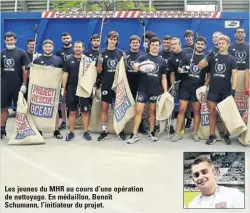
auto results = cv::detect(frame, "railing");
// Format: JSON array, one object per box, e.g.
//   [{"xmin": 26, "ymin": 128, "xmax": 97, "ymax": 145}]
[{"xmin": 3, "ymin": 0, "xmax": 250, "ymax": 12}]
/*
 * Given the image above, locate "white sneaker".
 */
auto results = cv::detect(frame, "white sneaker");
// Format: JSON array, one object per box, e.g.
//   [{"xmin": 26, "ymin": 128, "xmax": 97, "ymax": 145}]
[{"xmin": 127, "ymin": 133, "xmax": 140, "ymax": 144}]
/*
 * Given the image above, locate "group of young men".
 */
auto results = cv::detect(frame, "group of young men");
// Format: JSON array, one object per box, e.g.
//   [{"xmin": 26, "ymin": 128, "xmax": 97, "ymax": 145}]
[{"xmin": 1, "ymin": 27, "xmax": 249, "ymax": 145}]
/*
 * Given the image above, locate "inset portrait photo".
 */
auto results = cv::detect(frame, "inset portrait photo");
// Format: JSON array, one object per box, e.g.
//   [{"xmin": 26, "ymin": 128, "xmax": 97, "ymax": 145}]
[{"xmin": 183, "ymin": 152, "xmax": 245, "ymax": 209}]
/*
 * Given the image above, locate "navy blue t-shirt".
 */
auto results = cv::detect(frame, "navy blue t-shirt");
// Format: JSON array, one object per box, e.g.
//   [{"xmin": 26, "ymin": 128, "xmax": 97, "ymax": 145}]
[
  {"xmin": 180, "ymin": 53, "xmax": 209, "ymax": 92},
  {"xmin": 100, "ymin": 48, "xmax": 123, "ymax": 90},
  {"xmin": 136, "ymin": 53, "xmax": 167, "ymax": 95},
  {"xmin": 84, "ymin": 48, "xmax": 100, "ymax": 61},
  {"xmin": 1, "ymin": 47, "xmax": 29, "ymax": 88},
  {"xmin": 168, "ymin": 51, "xmax": 189, "ymax": 82},
  {"xmin": 208, "ymin": 53, "xmax": 237, "ymax": 94},
  {"xmin": 228, "ymin": 41, "xmax": 249, "ymax": 70},
  {"xmin": 56, "ymin": 46, "xmax": 74, "ymax": 63},
  {"xmin": 33, "ymin": 55, "xmax": 63, "ymax": 68}
]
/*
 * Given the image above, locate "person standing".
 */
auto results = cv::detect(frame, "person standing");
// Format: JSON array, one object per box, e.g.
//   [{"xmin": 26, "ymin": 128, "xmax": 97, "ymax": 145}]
[
  {"xmin": 56, "ymin": 32, "xmax": 75, "ymax": 131},
  {"xmin": 198, "ymin": 35, "xmax": 237, "ymax": 145},
  {"xmin": 1, "ymin": 32, "xmax": 29, "ymax": 139},
  {"xmin": 127, "ymin": 37, "xmax": 168, "ymax": 144},
  {"xmin": 97, "ymin": 31, "xmax": 125, "ymax": 141},
  {"xmin": 62, "ymin": 41, "xmax": 93, "ymax": 141},
  {"xmin": 34, "ymin": 39, "xmax": 64, "ymax": 139},
  {"xmin": 171, "ymin": 37, "xmax": 210, "ymax": 142}
]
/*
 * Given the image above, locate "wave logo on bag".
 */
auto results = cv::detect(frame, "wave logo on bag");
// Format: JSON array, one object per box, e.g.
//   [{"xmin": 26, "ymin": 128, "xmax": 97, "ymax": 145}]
[
  {"xmin": 200, "ymin": 93, "xmax": 210, "ymax": 126},
  {"xmin": 114, "ymin": 79, "xmax": 132, "ymax": 122},
  {"xmin": 29, "ymin": 85, "xmax": 56, "ymax": 118},
  {"xmin": 15, "ymin": 113, "xmax": 36, "ymax": 139}
]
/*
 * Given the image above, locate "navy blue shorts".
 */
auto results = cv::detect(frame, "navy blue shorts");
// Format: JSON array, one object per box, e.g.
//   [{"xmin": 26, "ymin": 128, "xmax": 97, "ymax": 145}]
[
  {"xmin": 179, "ymin": 90, "xmax": 198, "ymax": 102},
  {"xmin": 136, "ymin": 92, "xmax": 159, "ymax": 104},
  {"xmin": 207, "ymin": 91, "xmax": 230, "ymax": 103}
]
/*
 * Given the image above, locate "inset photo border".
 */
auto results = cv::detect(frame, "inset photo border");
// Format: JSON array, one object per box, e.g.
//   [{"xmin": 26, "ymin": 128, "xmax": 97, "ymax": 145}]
[{"xmin": 183, "ymin": 152, "xmax": 245, "ymax": 209}]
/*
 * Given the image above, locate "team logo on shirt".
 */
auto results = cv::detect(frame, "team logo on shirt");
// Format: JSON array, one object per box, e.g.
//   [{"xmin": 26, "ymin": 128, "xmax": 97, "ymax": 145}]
[
  {"xmin": 215, "ymin": 62, "xmax": 226, "ymax": 77},
  {"xmin": 126, "ymin": 58, "xmax": 135, "ymax": 72},
  {"xmin": 235, "ymin": 50, "xmax": 247, "ymax": 62},
  {"xmin": 3, "ymin": 57, "xmax": 15, "ymax": 71},
  {"xmin": 64, "ymin": 54, "xmax": 72, "ymax": 62},
  {"xmin": 189, "ymin": 63, "xmax": 201, "ymax": 78},
  {"xmin": 190, "ymin": 63, "xmax": 200, "ymax": 75},
  {"xmin": 107, "ymin": 59, "xmax": 118, "ymax": 72},
  {"xmin": 102, "ymin": 90, "xmax": 108, "ymax": 95}
]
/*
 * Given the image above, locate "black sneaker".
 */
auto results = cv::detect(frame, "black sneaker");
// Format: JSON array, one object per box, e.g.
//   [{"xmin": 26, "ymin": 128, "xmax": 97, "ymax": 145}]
[
  {"xmin": 185, "ymin": 117, "xmax": 192, "ymax": 128},
  {"xmin": 169, "ymin": 125, "xmax": 175, "ymax": 134},
  {"xmin": 118, "ymin": 131, "xmax": 126, "ymax": 141},
  {"xmin": 58, "ymin": 122, "xmax": 66, "ymax": 130},
  {"xmin": 98, "ymin": 131, "xmax": 108, "ymax": 141},
  {"xmin": 53, "ymin": 130, "xmax": 63, "ymax": 139},
  {"xmin": 66, "ymin": 132, "xmax": 75, "ymax": 141},
  {"xmin": 1, "ymin": 130, "xmax": 7, "ymax": 139},
  {"xmin": 206, "ymin": 135, "xmax": 216, "ymax": 145},
  {"xmin": 223, "ymin": 134, "xmax": 231, "ymax": 145}
]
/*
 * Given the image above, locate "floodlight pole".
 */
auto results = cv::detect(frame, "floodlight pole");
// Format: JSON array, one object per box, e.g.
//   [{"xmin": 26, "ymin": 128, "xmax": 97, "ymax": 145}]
[
  {"xmin": 14, "ymin": 0, "xmax": 18, "ymax": 12},
  {"xmin": 47, "ymin": 0, "xmax": 50, "ymax": 11}
]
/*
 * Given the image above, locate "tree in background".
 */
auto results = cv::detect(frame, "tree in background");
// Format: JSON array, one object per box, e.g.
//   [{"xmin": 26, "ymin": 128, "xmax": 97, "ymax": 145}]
[{"xmin": 52, "ymin": 0, "xmax": 155, "ymax": 12}]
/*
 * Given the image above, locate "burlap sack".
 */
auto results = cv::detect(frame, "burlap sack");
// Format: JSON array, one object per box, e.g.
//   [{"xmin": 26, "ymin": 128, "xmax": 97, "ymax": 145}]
[
  {"xmin": 234, "ymin": 71, "xmax": 248, "ymax": 115},
  {"xmin": 156, "ymin": 91, "xmax": 174, "ymax": 121},
  {"xmin": 8, "ymin": 92, "xmax": 45, "ymax": 145},
  {"xmin": 238, "ymin": 97, "xmax": 250, "ymax": 146},
  {"xmin": 216, "ymin": 96, "xmax": 247, "ymax": 137},
  {"xmin": 28, "ymin": 64, "xmax": 62, "ymax": 131},
  {"xmin": 76, "ymin": 56, "xmax": 97, "ymax": 98},
  {"xmin": 86, "ymin": 89, "xmax": 115, "ymax": 133},
  {"xmin": 197, "ymin": 92, "xmax": 221, "ymax": 140},
  {"xmin": 112, "ymin": 57, "xmax": 135, "ymax": 135}
]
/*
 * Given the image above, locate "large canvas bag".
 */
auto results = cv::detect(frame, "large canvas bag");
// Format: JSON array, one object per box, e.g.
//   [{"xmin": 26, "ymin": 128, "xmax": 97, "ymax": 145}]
[
  {"xmin": 86, "ymin": 89, "xmax": 116, "ymax": 133},
  {"xmin": 27, "ymin": 64, "xmax": 62, "ymax": 131},
  {"xmin": 156, "ymin": 91, "xmax": 174, "ymax": 121},
  {"xmin": 76, "ymin": 56, "xmax": 97, "ymax": 98},
  {"xmin": 9, "ymin": 92, "xmax": 45, "ymax": 145},
  {"xmin": 238, "ymin": 97, "xmax": 250, "ymax": 146},
  {"xmin": 234, "ymin": 71, "xmax": 248, "ymax": 116},
  {"xmin": 216, "ymin": 96, "xmax": 247, "ymax": 137},
  {"xmin": 112, "ymin": 57, "xmax": 135, "ymax": 135},
  {"xmin": 196, "ymin": 87, "xmax": 220, "ymax": 140}
]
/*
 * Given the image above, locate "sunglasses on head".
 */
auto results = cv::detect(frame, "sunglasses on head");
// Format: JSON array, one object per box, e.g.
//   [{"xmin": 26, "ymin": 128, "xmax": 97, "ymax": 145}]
[{"xmin": 192, "ymin": 169, "xmax": 209, "ymax": 178}]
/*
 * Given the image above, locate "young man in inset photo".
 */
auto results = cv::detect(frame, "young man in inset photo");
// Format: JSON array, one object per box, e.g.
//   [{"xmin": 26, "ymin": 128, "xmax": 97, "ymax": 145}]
[{"xmin": 187, "ymin": 157, "xmax": 244, "ymax": 209}]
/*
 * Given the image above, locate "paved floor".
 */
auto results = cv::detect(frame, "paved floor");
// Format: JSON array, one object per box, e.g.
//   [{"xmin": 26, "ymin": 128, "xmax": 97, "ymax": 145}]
[{"xmin": 1, "ymin": 112, "xmax": 249, "ymax": 213}]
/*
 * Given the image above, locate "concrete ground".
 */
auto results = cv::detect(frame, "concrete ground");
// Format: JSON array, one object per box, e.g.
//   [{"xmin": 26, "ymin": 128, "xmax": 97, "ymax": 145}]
[{"xmin": 1, "ymin": 112, "xmax": 249, "ymax": 213}]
